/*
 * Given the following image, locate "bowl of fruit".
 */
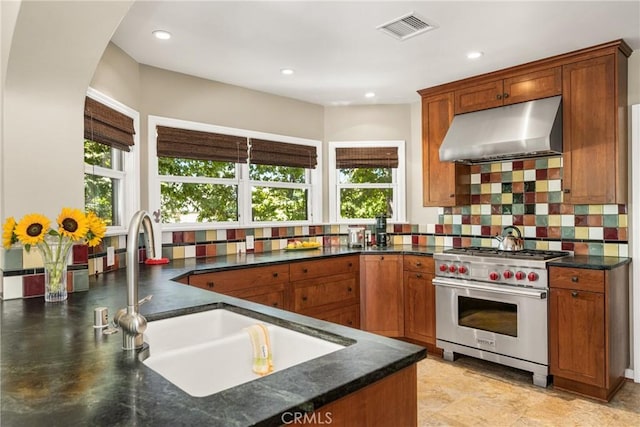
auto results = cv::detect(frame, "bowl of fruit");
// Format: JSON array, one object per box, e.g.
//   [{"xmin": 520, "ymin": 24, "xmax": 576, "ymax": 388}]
[{"xmin": 284, "ymin": 240, "xmax": 322, "ymax": 251}]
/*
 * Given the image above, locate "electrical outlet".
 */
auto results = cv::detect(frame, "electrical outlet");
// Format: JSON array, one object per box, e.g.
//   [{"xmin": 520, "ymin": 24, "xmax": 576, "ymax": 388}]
[
  {"xmin": 106, "ymin": 246, "xmax": 115, "ymax": 266},
  {"xmin": 246, "ymin": 235, "xmax": 255, "ymax": 250}
]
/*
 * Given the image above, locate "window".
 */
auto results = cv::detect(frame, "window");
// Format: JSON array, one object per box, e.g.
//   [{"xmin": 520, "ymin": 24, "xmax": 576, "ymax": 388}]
[
  {"xmin": 84, "ymin": 89, "xmax": 139, "ymax": 233},
  {"xmin": 148, "ymin": 116, "xmax": 321, "ymax": 229},
  {"xmin": 328, "ymin": 141, "xmax": 405, "ymax": 223}
]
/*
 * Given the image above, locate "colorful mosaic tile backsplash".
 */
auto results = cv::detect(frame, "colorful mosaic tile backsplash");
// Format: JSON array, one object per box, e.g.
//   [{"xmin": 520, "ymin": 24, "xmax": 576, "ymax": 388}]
[{"xmin": 2, "ymin": 156, "xmax": 629, "ymax": 299}]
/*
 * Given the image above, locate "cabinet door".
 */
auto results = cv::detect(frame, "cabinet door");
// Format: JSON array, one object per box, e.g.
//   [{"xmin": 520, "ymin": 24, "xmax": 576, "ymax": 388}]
[
  {"xmin": 403, "ymin": 271, "xmax": 435, "ymax": 345},
  {"xmin": 549, "ymin": 288, "xmax": 605, "ymax": 387},
  {"xmin": 422, "ymin": 92, "xmax": 469, "ymax": 207},
  {"xmin": 562, "ymin": 54, "xmax": 619, "ymax": 204},
  {"xmin": 454, "ymin": 79, "xmax": 503, "ymax": 114},
  {"xmin": 360, "ymin": 255, "xmax": 404, "ymax": 337},
  {"xmin": 503, "ymin": 67, "xmax": 562, "ymax": 105}
]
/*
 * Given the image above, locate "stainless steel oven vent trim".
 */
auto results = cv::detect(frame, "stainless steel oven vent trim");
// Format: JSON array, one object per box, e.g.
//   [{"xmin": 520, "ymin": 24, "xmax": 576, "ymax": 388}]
[{"xmin": 377, "ymin": 12, "xmax": 437, "ymax": 41}]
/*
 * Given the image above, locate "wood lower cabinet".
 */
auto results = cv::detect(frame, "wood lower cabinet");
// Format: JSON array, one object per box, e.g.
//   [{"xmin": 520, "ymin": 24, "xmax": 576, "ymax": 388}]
[
  {"xmin": 549, "ymin": 264, "xmax": 629, "ymax": 401},
  {"xmin": 562, "ymin": 48, "xmax": 629, "ymax": 204},
  {"xmin": 290, "ymin": 255, "xmax": 360, "ymax": 328},
  {"xmin": 454, "ymin": 67, "xmax": 561, "ymax": 114},
  {"xmin": 188, "ymin": 264, "xmax": 290, "ymax": 310},
  {"xmin": 305, "ymin": 364, "xmax": 417, "ymax": 427},
  {"xmin": 403, "ymin": 256, "xmax": 436, "ymax": 349},
  {"xmin": 360, "ymin": 254, "xmax": 404, "ymax": 337},
  {"xmin": 422, "ymin": 92, "xmax": 469, "ymax": 207}
]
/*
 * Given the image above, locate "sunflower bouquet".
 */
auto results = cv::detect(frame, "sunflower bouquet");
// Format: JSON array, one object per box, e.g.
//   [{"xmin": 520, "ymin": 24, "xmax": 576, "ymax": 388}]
[{"xmin": 3, "ymin": 208, "xmax": 107, "ymax": 301}]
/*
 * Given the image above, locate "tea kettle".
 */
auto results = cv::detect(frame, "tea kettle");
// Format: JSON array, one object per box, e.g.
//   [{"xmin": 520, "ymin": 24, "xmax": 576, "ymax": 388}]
[{"xmin": 494, "ymin": 226, "xmax": 524, "ymax": 251}]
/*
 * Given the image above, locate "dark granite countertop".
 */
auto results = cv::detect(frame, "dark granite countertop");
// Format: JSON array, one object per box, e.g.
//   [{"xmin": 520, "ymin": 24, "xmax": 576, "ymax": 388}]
[
  {"xmin": 1, "ymin": 246, "xmax": 428, "ymax": 426},
  {"xmin": 547, "ymin": 255, "xmax": 631, "ymax": 270}
]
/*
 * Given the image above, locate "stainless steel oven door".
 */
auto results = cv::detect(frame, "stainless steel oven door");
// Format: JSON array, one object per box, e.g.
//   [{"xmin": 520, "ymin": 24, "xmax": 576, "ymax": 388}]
[{"xmin": 434, "ymin": 277, "xmax": 548, "ymax": 366}]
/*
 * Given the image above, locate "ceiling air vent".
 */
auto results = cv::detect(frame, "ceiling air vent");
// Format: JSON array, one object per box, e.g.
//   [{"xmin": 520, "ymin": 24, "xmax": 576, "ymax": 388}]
[{"xmin": 377, "ymin": 12, "xmax": 437, "ymax": 41}]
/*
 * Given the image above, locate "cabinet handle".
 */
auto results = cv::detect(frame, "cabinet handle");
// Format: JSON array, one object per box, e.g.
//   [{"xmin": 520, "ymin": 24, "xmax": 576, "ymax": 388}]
[
  {"xmin": 503, "ymin": 92, "xmax": 509, "ymax": 99},
  {"xmin": 347, "ymin": 320, "xmax": 353, "ymax": 325},
  {"xmin": 449, "ymin": 194, "xmax": 454, "ymax": 198},
  {"xmin": 273, "ymin": 272, "xmax": 278, "ymax": 278},
  {"xmin": 347, "ymin": 287, "xmax": 353, "ymax": 292},
  {"xmin": 207, "ymin": 281, "xmax": 214, "ymax": 288},
  {"xmin": 415, "ymin": 262, "xmax": 422, "ymax": 267},
  {"xmin": 571, "ymin": 291, "xmax": 579, "ymax": 298},
  {"xmin": 571, "ymin": 276, "xmax": 578, "ymax": 283},
  {"xmin": 416, "ymin": 274, "xmax": 423, "ymax": 279},
  {"xmin": 380, "ymin": 256, "xmax": 384, "ymax": 261},
  {"xmin": 303, "ymin": 268, "xmax": 308, "ymax": 273},
  {"xmin": 496, "ymin": 94, "xmax": 503, "ymax": 100},
  {"xmin": 563, "ymin": 189, "xmax": 571, "ymax": 194},
  {"xmin": 348, "ymin": 262, "xmax": 353, "ymax": 267},
  {"xmin": 302, "ymin": 296, "xmax": 308, "ymax": 301}
]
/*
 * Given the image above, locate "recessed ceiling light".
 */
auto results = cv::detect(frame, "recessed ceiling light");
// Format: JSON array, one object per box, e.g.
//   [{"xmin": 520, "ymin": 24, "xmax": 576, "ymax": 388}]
[
  {"xmin": 280, "ymin": 68, "xmax": 294, "ymax": 75},
  {"xmin": 467, "ymin": 51, "xmax": 484, "ymax": 59},
  {"xmin": 365, "ymin": 92, "xmax": 376, "ymax": 98},
  {"xmin": 152, "ymin": 30, "xmax": 172, "ymax": 40}
]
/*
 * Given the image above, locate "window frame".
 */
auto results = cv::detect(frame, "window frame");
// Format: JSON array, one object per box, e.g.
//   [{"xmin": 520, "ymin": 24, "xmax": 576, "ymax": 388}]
[
  {"xmin": 328, "ymin": 140, "xmax": 406, "ymax": 224},
  {"xmin": 84, "ymin": 87, "xmax": 140, "ymax": 236},
  {"xmin": 148, "ymin": 115, "xmax": 322, "ymax": 231}
]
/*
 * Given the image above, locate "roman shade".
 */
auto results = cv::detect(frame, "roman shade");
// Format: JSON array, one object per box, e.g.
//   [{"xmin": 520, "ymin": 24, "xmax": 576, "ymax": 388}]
[
  {"xmin": 336, "ymin": 146, "xmax": 399, "ymax": 168},
  {"xmin": 249, "ymin": 138, "xmax": 317, "ymax": 169},
  {"xmin": 156, "ymin": 126, "xmax": 249, "ymax": 163},
  {"xmin": 84, "ymin": 97, "xmax": 135, "ymax": 151}
]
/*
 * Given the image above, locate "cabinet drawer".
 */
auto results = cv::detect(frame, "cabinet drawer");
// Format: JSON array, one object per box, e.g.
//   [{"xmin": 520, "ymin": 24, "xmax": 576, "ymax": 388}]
[
  {"xmin": 290, "ymin": 255, "xmax": 359, "ymax": 282},
  {"xmin": 403, "ymin": 255, "xmax": 434, "ymax": 273},
  {"xmin": 317, "ymin": 304, "xmax": 360, "ymax": 329},
  {"xmin": 226, "ymin": 285, "xmax": 286, "ymax": 310},
  {"xmin": 293, "ymin": 273, "xmax": 358, "ymax": 312},
  {"xmin": 188, "ymin": 264, "xmax": 289, "ymax": 293},
  {"xmin": 549, "ymin": 267, "xmax": 604, "ymax": 292}
]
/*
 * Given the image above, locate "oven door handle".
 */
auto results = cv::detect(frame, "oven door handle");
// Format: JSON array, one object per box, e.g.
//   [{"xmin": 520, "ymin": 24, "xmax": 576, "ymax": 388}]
[{"xmin": 432, "ymin": 277, "xmax": 547, "ymax": 299}]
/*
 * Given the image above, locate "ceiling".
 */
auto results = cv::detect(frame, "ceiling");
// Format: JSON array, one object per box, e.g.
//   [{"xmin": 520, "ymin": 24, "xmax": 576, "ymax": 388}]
[{"xmin": 111, "ymin": 1, "xmax": 640, "ymax": 106}]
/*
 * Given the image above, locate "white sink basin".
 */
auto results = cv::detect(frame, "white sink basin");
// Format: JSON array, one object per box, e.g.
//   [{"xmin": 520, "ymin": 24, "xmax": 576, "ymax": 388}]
[{"xmin": 142, "ymin": 309, "xmax": 345, "ymax": 397}]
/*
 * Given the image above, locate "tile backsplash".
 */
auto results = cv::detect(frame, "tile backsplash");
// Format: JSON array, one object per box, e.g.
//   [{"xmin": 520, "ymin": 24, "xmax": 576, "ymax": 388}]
[{"xmin": 1, "ymin": 156, "xmax": 629, "ymax": 299}]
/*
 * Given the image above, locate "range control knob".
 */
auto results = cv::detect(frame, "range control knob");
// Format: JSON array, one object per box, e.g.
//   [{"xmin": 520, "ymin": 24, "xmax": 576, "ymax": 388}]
[
  {"xmin": 458, "ymin": 266, "xmax": 468, "ymax": 274},
  {"xmin": 528, "ymin": 272, "xmax": 539, "ymax": 282},
  {"xmin": 503, "ymin": 270, "xmax": 513, "ymax": 279},
  {"xmin": 489, "ymin": 272, "xmax": 500, "ymax": 281},
  {"xmin": 449, "ymin": 265, "xmax": 458, "ymax": 273},
  {"xmin": 515, "ymin": 271, "xmax": 526, "ymax": 281},
  {"xmin": 439, "ymin": 264, "xmax": 448, "ymax": 272}
]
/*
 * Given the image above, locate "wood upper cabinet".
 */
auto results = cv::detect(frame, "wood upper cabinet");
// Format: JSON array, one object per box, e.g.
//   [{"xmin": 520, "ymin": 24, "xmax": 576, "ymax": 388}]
[
  {"xmin": 188, "ymin": 264, "xmax": 290, "ymax": 309},
  {"xmin": 403, "ymin": 256, "xmax": 436, "ymax": 346},
  {"xmin": 422, "ymin": 92, "xmax": 469, "ymax": 207},
  {"xmin": 360, "ymin": 254, "xmax": 404, "ymax": 337},
  {"xmin": 562, "ymin": 52, "xmax": 628, "ymax": 204},
  {"xmin": 549, "ymin": 264, "xmax": 629, "ymax": 401},
  {"xmin": 455, "ymin": 67, "xmax": 562, "ymax": 114}
]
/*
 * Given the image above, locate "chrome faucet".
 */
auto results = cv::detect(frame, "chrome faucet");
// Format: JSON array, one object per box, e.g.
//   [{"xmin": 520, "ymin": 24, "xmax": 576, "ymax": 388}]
[{"xmin": 114, "ymin": 210, "xmax": 157, "ymax": 350}]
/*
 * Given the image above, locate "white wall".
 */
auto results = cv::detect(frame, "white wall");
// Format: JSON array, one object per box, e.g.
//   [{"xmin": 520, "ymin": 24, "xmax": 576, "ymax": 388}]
[{"xmin": 2, "ymin": 1, "xmax": 133, "ymax": 220}]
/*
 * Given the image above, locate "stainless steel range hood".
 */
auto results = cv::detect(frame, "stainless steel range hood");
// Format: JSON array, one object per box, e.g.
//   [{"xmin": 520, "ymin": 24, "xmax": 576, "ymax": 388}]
[{"xmin": 439, "ymin": 95, "xmax": 562, "ymax": 164}]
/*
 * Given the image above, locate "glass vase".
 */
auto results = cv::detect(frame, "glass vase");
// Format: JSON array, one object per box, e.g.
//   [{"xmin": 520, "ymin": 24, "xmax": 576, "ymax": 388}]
[
  {"xmin": 37, "ymin": 236, "xmax": 73, "ymax": 302},
  {"xmin": 44, "ymin": 260, "xmax": 68, "ymax": 302}
]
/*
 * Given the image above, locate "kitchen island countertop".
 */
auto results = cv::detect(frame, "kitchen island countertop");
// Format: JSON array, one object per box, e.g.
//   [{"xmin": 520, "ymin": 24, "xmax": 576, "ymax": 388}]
[{"xmin": 1, "ymin": 246, "xmax": 426, "ymax": 426}]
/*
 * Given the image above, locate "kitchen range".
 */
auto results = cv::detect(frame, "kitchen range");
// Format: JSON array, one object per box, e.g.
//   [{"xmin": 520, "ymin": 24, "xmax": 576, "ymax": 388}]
[{"xmin": 433, "ymin": 241, "xmax": 570, "ymax": 387}]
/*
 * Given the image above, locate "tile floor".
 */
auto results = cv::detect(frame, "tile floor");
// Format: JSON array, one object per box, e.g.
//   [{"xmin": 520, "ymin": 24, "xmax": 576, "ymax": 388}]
[{"xmin": 417, "ymin": 356, "xmax": 640, "ymax": 426}]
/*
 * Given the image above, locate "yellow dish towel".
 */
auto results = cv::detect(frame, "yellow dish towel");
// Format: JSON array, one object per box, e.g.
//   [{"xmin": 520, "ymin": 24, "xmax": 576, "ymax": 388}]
[{"xmin": 245, "ymin": 324, "xmax": 274, "ymax": 376}]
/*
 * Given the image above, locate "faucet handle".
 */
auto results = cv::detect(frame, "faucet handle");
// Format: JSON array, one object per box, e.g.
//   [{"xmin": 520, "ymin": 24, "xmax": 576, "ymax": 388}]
[{"xmin": 138, "ymin": 295, "xmax": 153, "ymax": 306}]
